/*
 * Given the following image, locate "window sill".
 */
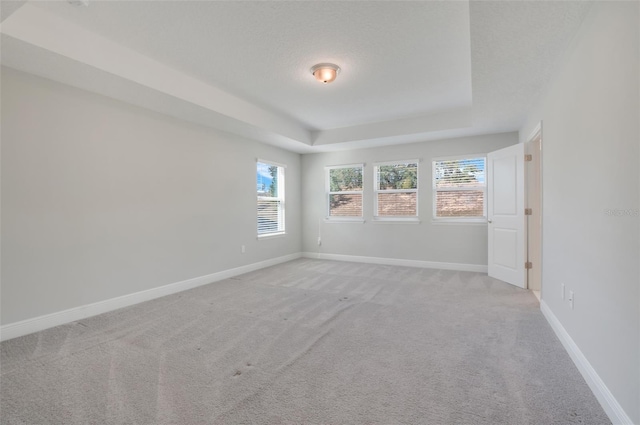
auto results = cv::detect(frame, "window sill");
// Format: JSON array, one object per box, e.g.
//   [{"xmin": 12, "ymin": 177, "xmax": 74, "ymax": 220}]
[
  {"xmin": 431, "ymin": 218, "xmax": 487, "ymax": 226},
  {"xmin": 257, "ymin": 232, "xmax": 287, "ymax": 239},
  {"xmin": 324, "ymin": 218, "xmax": 365, "ymax": 224},
  {"xmin": 372, "ymin": 217, "xmax": 420, "ymax": 224}
]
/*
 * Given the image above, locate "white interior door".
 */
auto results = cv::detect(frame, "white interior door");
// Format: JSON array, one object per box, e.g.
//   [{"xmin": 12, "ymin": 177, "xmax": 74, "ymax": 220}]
[{"xmin": 487, "ymin": 143, "xmax": 526, "ymax": 288}]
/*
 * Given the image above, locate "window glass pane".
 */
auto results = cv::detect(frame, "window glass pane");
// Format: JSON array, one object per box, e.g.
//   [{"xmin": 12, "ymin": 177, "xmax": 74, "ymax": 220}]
[
  {"xmin": 257, "ymin": 162, "xmax": 279, "ymax": 197},
  {"xmin": 329, "ymin": 167, "xmax": 362, "ymax": 191},
  {"xmin": 329, "ymin": 194, "xmax": 362, "ymax": 217},
  {"xmin": 327, "ymin": 165, "xmax": 363, "ymax": 218},
  {"xmin": 257, "ymin": 161, "xmax": 284, "ymax": 235},
  {"xmin": 434, "ymin": 158, "xmax": 485, "ymax": 188},
  {"xmin": 436, "ymin": 190, "xmax": 484, "ymax": 217},
  {"xmin": 377, "ymin": 192, "xmax": 416, "ymax": 216},
  {"xmin": 377, "ymin": 163, "xmax": 417, "ymax": 190},
  {"xmin": 433, "ymin": 157, "xmax": 485, "ymax": 219}
]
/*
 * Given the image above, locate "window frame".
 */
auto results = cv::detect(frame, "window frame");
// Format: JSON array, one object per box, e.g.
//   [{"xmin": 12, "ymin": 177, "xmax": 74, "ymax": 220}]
[
  {"xmin": 432, "ymin": 154, "xmax": 487, "ymax": 224},
  {"xmin": 257, "ymin": 159, "xmax": 286, "ymax": 238},
  {"xmin": 325, "ymin": 163, "xmax": 365, "ymax": 222},
  {"xmin": 373, "ymin": 159, "xmax": 420, "ymax": 223}
]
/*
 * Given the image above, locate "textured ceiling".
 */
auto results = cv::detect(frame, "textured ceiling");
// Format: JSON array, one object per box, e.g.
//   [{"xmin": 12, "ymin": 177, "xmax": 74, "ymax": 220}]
[
  {"xmin": 0, "ymin": 0, "xmax": 26, "ymax": 22},
  {"xmin": 0, "ymin": 1, "xmax": 593, "ymax": 152}
]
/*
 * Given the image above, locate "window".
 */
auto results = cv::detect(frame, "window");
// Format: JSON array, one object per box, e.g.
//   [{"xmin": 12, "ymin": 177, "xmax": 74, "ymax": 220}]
[
  {"xmin": 374, "ymin": 160, "xmax": 418, "ymax": 219},
  {"xmin": 326, "ymin": 164, "xmax": 363, "ymax": 219},
  {"xmin": 433, "ymin": 156, "xmax": 486, "ymax": 221},
  {"xmin": 257, "ymin": 160, "xmax": 285, "ymax": 236}
]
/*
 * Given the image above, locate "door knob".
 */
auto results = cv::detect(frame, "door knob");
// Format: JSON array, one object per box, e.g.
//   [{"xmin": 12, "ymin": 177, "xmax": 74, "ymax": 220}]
[{"xmin": 488, "ymin": 219, "xmax": 492, "ymax": 223}]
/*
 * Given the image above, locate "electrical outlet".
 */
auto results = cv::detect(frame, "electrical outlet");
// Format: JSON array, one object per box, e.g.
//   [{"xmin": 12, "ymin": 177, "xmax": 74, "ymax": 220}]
[
  {"xmin": 241, "ymin": 245, "xmax": 245, "ymax": 254},
  {"xmin": 561, "ymin": 283, "xmax": 565, "ymax": 301},
  {"xmin": 317, "ymin": 237, "xmax": 322, "ymax": 246},
  {"xmin": 568, "ymin": 290, "xmax": 574, "ymax": 310}
]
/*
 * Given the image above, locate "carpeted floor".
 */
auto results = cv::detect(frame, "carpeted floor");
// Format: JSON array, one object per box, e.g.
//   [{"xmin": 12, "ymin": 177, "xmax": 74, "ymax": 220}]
[{"xmin": 1, "ymin": 259, "xmax": 610, "ymax": 424}]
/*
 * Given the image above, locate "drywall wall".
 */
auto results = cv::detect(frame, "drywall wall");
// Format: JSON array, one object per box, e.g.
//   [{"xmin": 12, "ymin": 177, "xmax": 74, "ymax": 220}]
[
  {"xmin": 1, "ymin": 67, "xmax": 301, "ymax": 326},
  {"xmin": 301, "ymin": 133, "xmax": 517, "ymax": 266},
  {"xmin": 520, "ymin": 2, "xmax": 639, "ymax": 423}
]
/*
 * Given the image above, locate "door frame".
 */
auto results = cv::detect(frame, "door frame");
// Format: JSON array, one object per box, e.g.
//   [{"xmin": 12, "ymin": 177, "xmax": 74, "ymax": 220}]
[{"xmin": 525, "ymin": 122, "xmax": 543, "ymax": 296}]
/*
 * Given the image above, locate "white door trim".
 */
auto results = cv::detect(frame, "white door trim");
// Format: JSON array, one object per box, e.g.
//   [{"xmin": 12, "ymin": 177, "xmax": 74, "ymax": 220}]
[{"xmin": 526, "ymin": 122, "xmax": 543, "ymax": 293}]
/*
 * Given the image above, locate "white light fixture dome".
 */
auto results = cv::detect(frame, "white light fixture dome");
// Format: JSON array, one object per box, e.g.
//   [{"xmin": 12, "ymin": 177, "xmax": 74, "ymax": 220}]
[{"xmin": 311, "ymin": 63, "xmax": 340, "ymax": 84}]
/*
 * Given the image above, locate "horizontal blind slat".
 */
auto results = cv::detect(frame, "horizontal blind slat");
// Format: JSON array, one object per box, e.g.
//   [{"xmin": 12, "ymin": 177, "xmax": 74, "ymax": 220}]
[{"xmin": 434, "ymin": 157, "xmax": 485, "ymax": 189}]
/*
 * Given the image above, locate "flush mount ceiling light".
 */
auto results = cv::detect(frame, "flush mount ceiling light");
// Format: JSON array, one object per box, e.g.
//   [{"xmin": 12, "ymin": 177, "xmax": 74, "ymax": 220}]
[{"xmin": 310, "ymin": 63, "xmax": 340, "ymax": 84}]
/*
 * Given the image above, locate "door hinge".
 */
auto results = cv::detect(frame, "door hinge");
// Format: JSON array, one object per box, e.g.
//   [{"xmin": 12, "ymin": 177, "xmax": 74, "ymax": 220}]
[
  {"xmin": 525, "ymin": 154, "xmax": 533, "ymax": 162},
  {"xmin": 525, "ymin": 208, "xmax": 532, "ymax": 215},
  {"xmin": 525, "ymin": 261, "xmax": 533, "ymax": 269}
]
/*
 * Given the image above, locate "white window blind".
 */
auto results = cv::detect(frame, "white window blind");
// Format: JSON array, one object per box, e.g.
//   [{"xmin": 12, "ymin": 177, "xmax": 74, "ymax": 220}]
[
  {"xmin": 326, "ymin": 165, "xmax": 363, "ymax": 218},
  {"xmin": 433, "ymin": 157, "xmax": 486, "ymax": 219},
  {"xmin": 257, "ymin": 161, "xmax": 285, "ymax": 236},
  {"xmin": 374, "ymin": 161, "xmax": 418, "ymax": 218}
]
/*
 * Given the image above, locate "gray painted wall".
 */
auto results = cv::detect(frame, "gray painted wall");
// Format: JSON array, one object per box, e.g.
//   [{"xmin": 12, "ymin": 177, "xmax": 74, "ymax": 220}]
[
  {"xmin": 520, "ymin": 2, "xmax": 639, "ymax": 422},
  {"xmin": 1, "ymin": 68, "xmax": 302, "ymax": 325},
  {"xmin": 301, "ymin": 133, "xmax": 517, "ymax": 265}
]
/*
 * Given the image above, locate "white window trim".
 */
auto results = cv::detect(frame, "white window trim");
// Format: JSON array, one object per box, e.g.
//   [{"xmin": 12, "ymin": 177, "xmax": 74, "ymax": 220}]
[
  {"xmin": 432, "ymin": 154, "xmax": 487, "ymax": 224},
  {"xmin": 431, "ymin": 219, "xmax": 487, "ymax": 226},
  {"xmin": 324, "ymin": 218, "xmax": 366, "ymax": 224},
  {"xmin": 257, "ymin": 231, "xmax": 287, "ymax": 239},
  {"xmin": 372, "ymin": 217, "xmax": 420, "ymax": 224},
  {"xmin": 325, "ymin": 163, "xmax": 364, "ymax": 221},
  {"xmin": 373, "ymin": 159, "xmax": 419, "ymax": 222},
  {"xmin": 257, "ymin": 159, "xmax": 286, "ymax": 238},
  {"xmin": 257, "ymin": 158, "xmax": 287, "ymax": 169}
]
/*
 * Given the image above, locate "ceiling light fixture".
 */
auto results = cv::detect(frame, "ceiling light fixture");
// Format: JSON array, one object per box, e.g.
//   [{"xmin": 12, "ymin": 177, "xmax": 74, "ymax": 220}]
[{"xmin": 310, "ymin": 63, "xmax": 340, "ymax": 84}]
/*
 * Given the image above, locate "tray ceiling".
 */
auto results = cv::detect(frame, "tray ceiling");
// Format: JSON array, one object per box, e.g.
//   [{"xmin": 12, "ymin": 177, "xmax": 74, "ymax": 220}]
[{"xmin": 0, "ymin": 1, "xmax": 592, "ymax": 152}]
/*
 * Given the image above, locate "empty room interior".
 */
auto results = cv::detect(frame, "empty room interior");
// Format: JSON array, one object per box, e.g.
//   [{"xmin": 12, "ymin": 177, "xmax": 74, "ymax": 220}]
[{"xmin": 1, "ymin": 1, "xmax": 639, "ymax": 424}]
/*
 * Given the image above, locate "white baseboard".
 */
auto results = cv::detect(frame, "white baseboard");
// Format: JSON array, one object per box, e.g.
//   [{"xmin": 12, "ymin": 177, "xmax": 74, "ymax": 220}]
[
  {"xmin": 302, "ymin": 252, "xmax": 488, "ymax": 273},
  {"xmin": 0, "ymin": 253, "xmax": 301, "ymax": 342},
  {"xmin": 540, "ymin": 300, "xmax": 633, "ymax": 425}
]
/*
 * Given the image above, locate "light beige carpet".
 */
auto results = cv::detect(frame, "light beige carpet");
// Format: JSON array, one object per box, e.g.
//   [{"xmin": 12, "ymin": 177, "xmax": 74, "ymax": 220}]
[{"xmin": 1, "ymin": 259, "xmax": 610, "ymax": 424}]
